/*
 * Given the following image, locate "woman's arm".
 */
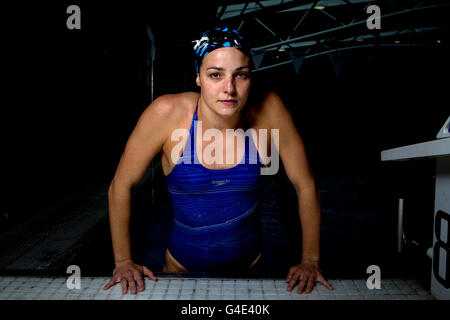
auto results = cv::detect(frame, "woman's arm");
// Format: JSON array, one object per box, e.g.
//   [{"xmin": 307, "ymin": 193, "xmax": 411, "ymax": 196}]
[
  {"xmin": 104, "ymin": 95, "xmax": 176, "ymax": 294},
  {"xmin": 263, "ymin": 91, "xmax": 333, "ymax": 294}
]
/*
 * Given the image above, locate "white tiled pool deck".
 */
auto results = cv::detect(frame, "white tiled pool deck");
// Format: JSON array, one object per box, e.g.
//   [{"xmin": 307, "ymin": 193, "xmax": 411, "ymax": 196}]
[{"xmin": 0, "ymin": 276, "xmax": 435, "ymax": 300}]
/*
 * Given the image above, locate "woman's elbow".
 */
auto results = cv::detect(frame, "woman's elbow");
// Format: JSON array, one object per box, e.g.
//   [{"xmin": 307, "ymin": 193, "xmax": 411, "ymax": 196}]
[
  {"xmin": 108, "ymin": 177, "xmax": 132, "ymax": 199},
  {"xmin": 294, "ymin": 178, "xmax": 319, "ymax": 196}
]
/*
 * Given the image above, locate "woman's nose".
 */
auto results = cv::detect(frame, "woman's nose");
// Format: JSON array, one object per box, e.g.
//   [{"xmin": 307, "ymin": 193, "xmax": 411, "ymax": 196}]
[{"xmin": 223, "ymin": 76, "xmax": 236, "ymax": 95}]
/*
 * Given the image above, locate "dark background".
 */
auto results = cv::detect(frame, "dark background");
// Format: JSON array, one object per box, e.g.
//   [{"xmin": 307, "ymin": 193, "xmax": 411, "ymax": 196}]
[{"xmin": 1, "ymin": 1, "xmax": 448, "ymax": 281}]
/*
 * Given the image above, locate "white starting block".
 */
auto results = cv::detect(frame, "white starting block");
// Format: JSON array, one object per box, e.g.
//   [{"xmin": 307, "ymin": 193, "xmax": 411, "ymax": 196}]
[
  {"xmin": 381, "ymin": 115, "xmax": 450, "ymax": 300},
  {"xmin": 436, "ymin": 115, "xmax": 450, "ymax": 139}
]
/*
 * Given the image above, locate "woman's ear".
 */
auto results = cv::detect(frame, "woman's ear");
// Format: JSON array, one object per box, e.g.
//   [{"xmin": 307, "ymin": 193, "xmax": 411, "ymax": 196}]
[{"xmin": 196, "ymin": 73, "xmax": 201, "ymax": 87}]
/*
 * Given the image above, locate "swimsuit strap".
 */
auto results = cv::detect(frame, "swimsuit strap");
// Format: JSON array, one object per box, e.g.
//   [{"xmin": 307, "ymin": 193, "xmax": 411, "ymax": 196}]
[{"xmin": 194, "ymin": 102, "xmax": 198, "ymax": 120}]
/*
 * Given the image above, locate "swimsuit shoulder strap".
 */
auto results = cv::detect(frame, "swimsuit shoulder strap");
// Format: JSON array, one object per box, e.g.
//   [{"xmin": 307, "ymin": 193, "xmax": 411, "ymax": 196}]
[
  {"xmin": 190, "ymin": 103, "xmax": 199, "ymax": 158},
  {"xmin": 193, "ymin": 102, "xmax": 199, "ymax": 120}
]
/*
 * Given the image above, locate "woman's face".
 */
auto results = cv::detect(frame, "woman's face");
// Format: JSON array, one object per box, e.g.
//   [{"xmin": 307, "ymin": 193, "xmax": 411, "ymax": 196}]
[{"xmin": 196, "ymin": 47, "xmax": 251, "ymax": 118}]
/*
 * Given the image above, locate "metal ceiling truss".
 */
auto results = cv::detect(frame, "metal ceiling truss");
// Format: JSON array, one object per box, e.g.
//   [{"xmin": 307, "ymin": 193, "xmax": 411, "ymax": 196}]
[{"xmin": 215, "ymin": 0, "xmax": 449, "ymax": 72}]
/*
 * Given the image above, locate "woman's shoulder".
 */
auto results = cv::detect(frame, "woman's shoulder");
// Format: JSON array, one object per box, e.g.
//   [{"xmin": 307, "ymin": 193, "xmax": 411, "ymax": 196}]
[
  {"xmin": 135, "ymin": 92, "xmax": 199, "ymax": 139},
  {"xmin": 150, "ymin": 91, "xmax": 199, "ymax": 112},
  {"xmin": 246, "ymin": 90, "xmax": 285, "ymax": 124},
  {"xmin": 248, "ymin": 89, "xmax": 284, "ymax": 108},
  {"xmin": 260, "ymin": 90, "xmax": 284, "ymax": 107},
  {"xmin": 141, "ymin": 92, "xmax": 199, "ymax": 121}
]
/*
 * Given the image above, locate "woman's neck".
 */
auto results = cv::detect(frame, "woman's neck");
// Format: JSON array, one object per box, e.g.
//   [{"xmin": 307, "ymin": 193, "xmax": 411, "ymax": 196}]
[{"xmin": 197, "ymin": 98, "xmax": 245, "ymax": 131}]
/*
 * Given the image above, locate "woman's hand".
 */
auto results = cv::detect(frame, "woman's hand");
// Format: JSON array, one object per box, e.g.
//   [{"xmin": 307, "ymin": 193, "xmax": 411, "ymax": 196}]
[
  {"xmin": 103, "ymin": 259, "xmax": 158, "ymax": 294},
  {"xmin": 285, "ymin": 261, "xmax": 333, "ymax": 294}
]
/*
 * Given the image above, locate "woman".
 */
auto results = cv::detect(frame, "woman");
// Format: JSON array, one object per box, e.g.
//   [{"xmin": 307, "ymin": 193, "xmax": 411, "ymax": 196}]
[{"xmin": 103, "ymin": 26, "xmax": 333, "ymax": 295}]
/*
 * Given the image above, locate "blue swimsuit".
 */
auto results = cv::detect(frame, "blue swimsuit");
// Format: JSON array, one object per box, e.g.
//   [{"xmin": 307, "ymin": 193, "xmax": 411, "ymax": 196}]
[{"xmin": 165, "ymin": 103, "xmax": 268, "ymax": 272}]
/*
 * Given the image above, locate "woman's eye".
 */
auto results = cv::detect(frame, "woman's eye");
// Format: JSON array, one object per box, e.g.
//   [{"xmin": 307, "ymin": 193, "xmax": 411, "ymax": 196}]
[
  {"xmin": 236, "ymin": 72, "xmax": 249, "ymax": 79},
  {"xmin": 209, "ymin": 73, "xmax": 220, "ymax": 79}
]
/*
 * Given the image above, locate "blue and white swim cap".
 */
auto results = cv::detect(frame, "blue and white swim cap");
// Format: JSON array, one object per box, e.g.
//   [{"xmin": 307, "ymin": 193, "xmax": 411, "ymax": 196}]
[{"xmin": 193, "ymin": 26, "xmax": 251, "ymax": 73}]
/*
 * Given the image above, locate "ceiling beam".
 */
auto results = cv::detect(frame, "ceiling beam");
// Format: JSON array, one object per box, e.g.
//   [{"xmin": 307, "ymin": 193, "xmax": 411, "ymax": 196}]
[{"xmin": 251, "ymin": 2, "xmax": 449, "ymax": 51}]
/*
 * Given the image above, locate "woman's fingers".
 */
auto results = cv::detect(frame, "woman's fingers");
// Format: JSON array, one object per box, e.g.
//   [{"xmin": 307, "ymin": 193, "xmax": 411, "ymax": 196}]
[
  {"xmin": 287, "ymin": 269, "xmax": 302, "ymax": 291},
  {"xmin": 303, "ymin": 275, "xmax": 316, "ymax": 294},
  {"xmin": 127, "ymin": 277, "xmax": 137, "ymax": 295},
  {"xmin": 317, "ymin": 273, "xmax": 334, "ymax": 291},
  {"xmin": 122, "ymin": 270, "xmax": 140, "ymax": 295},
  {"xmin": 103, "ymin": 264, "xmax": 157, "ymax": 294},
  {"xmin": 133, "ymin": 269, "xmax": 145, "ymax": 292},
  {"xmin": 285, "ymin": 265, "xmax": 334, "ymax": 294},
  {"xmin": 143, "ymin": 266, "xmax": 158, "ymax": 281},
  {"xmin": 296, "ymin": 273, "xmax": 308, "ymax": 294},
  {"xmin": 103, "ymin": 278, "xmax": 117, "ymax": 290},
  {"xmin": 285, "ymin": 268, "xmax": 294, "ymax": 283},
  {"xmin": 120, "ymin": 277, "xmax": 129, "ymax": 294}
]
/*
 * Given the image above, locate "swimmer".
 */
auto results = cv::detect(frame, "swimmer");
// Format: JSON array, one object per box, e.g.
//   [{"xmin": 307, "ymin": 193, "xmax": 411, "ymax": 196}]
[{"xmin": 103, "ymin": 26, "xmax": 333, "ymax": 295}]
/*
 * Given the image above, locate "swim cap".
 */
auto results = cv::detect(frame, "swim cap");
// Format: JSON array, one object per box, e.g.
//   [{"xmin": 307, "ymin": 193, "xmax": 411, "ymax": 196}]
[{"xmin": 192, "ymin": 26, "xmax": 251, "ymax": 73}]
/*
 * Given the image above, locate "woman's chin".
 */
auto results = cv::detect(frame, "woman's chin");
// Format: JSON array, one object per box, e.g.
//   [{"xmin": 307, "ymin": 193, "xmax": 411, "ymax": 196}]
[{"xmin": 215, "ymin": 103, "xmax": 242, "ymax": 116}]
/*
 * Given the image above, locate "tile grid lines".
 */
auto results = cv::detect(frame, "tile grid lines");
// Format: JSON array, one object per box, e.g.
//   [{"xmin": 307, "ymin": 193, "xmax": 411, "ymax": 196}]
[{"xmin": 0, "ymin": 277, "xmax": 435, "ymax": 300}]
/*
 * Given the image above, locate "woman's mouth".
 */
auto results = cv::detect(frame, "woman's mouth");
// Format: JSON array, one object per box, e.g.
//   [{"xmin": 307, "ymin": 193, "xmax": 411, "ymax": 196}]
[{"xmin": 219, "ymin": 100, "xmax": 237, "ymax": 106}]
